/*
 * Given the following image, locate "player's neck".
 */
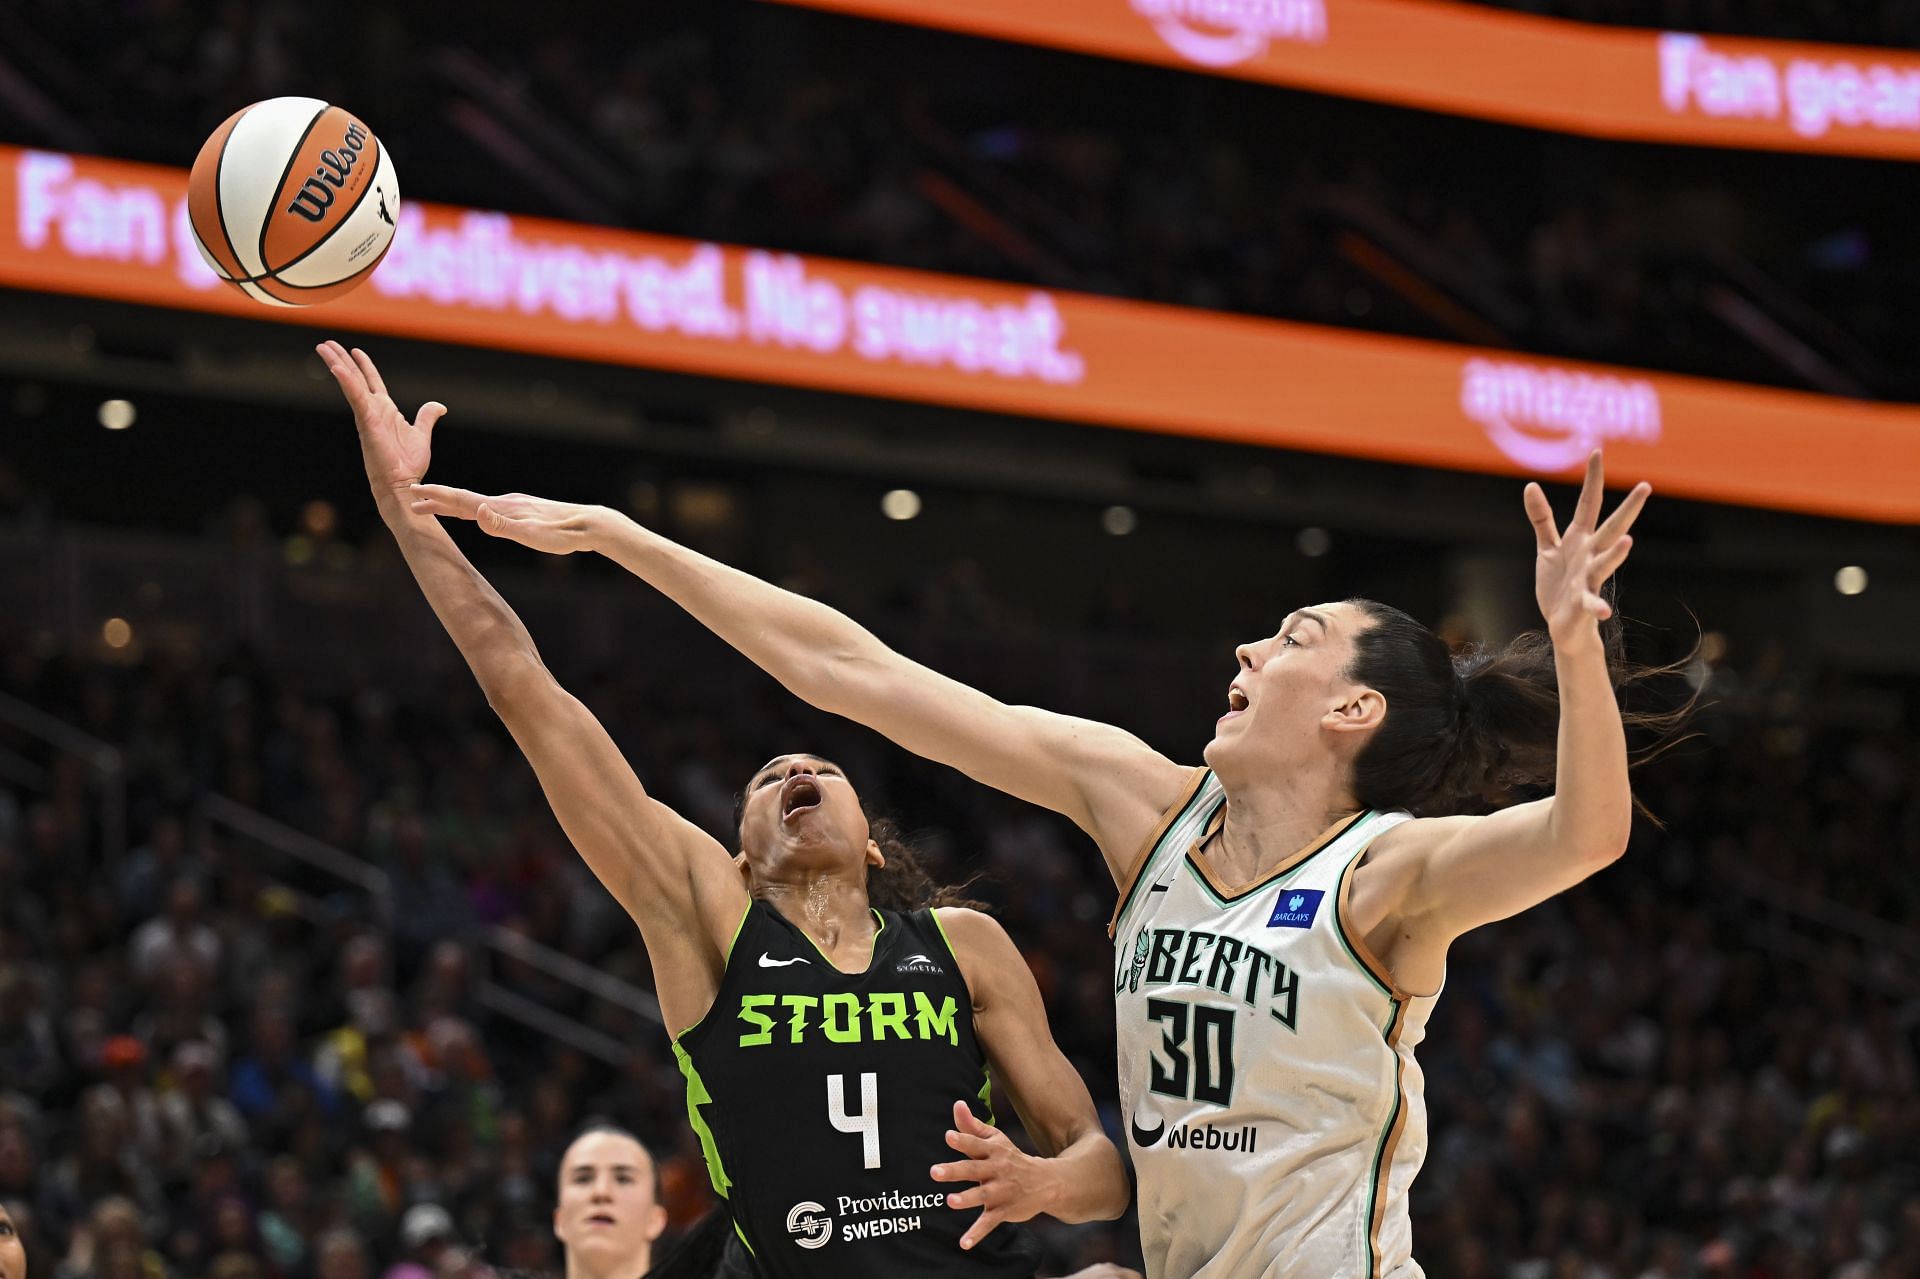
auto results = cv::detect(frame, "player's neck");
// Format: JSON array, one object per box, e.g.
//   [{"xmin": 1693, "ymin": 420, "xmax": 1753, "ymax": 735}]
[
  {"xmin": 759, "ymin": 873, "xmax": 877, "ymax": 969},
  {"xmin": 1209, "ymin": 775, "xmax": 1359, "ymax": 885},
  {"xmin": 566, "ymin": 1248, "xmax": 649, "ymax": 1279}
]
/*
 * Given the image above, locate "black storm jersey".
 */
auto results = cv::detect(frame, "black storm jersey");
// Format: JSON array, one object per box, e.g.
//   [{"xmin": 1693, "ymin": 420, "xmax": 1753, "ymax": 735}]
[{"xmin": 673, "ymin": 901, "xmax": 1041, "ymax": 1279}]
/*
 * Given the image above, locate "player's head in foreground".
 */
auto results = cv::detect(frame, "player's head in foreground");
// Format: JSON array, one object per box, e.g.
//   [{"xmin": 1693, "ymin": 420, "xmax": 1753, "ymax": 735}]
[
  {"xmin": 552, "ymin": 1123, "xmax": 668, "ymax": 1279},
  {"xmin": 733, "ymin": 753, "xmax": 980, "ymax": 912},
  {"xmin": 1205, "ymin": 588, "xmax": 1688, "ymax": 822},
  {"xmin": 0, "ymin": 1203, "xmax": 24, "ymax": 1279}
]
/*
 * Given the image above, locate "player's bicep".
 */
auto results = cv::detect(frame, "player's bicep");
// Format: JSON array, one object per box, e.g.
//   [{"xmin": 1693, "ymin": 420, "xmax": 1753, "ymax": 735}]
[
  {"xmin": 491, "ymin": 674, "xmax": 748, "ymax": 952},
  {"xmin": 1407, "ymin": 798, "xmax": 1620, "ymax": 939},
  {"xmin": 861, "ymin": 658, "xmax": 1189, "ymax": 878},
  {"xmin": 942, "ymin": 910, "xmax": 1103, "ymax": 1156}
]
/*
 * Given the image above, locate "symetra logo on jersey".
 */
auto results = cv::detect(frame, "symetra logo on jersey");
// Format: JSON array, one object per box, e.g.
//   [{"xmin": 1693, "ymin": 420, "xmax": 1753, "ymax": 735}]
[{"xmin": 1129, "ymin": 0, "xmax": 1328, "ymax": 67}]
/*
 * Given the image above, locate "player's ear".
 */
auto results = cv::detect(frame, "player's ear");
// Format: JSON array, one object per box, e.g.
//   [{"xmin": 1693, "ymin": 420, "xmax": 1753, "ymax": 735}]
[
  {"xmin": 644, "ymin": 1202, "xmax": 668, "ymax": 1243},
  {"xmin": 733, "ymin": 850, "xmax": 753, "ymax": 888},
  {"xmin": 865, "ymin": 838, "xmax": 885, "ymax": 870}
]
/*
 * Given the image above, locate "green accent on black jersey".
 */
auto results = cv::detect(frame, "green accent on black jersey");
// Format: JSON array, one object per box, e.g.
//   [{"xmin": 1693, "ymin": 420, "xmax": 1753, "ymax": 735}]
[{"xmin": 674, "ymin": 902, "xmax": 1039, "ymax": 1279}]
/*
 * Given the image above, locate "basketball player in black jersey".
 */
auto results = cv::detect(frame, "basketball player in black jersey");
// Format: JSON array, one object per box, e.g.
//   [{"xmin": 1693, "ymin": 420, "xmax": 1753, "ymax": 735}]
[{"xmin": 321, "ymin": 343, "xmax": 1136, "ymax": 1279}]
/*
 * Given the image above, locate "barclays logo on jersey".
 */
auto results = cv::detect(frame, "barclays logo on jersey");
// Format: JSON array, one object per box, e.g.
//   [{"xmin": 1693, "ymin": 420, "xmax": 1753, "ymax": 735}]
[{"xmin": 1266, "ymin": 888, "xmax": 1324, "ymax": 929}]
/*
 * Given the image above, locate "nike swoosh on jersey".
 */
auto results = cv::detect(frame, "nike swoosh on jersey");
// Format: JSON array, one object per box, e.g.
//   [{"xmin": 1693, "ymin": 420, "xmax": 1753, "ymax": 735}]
[
  {"xmin": 1129, "ymin": 1111, "xmax": 1166, "ymax": 1148},
  {"xmin": 758, "ymin": 953, "xmax": 811, "ymax": 967}
]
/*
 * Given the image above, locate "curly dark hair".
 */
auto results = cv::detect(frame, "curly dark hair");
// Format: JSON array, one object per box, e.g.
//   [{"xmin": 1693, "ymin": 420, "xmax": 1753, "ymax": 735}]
[{"xmin": 732, "ymin": 760, "xmax": 990, "ymax": 913}]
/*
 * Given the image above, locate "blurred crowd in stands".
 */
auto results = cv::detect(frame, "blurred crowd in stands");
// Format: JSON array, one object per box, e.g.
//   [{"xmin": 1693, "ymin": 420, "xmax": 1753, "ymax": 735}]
[
  {"xmin": 0, "ymin": 480, "xmax": 1917, "ymax": 1277},
  {"xmin": 3, "ymin": 0, "xmax": 1914, "ymax": 398}
]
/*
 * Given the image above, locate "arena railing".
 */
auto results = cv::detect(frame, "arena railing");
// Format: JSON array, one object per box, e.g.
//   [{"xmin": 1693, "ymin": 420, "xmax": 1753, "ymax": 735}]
[
  {"xmin": 196, "ymin": 791, "xmax": 665, "ymax": 1063},
  {"xmin": 0, "ymin": 687, "xmax": 126, "ymax": 859},
  {"xmin": 4, "ymin": 522, "xmax": 1914, "ymax": 1004}
]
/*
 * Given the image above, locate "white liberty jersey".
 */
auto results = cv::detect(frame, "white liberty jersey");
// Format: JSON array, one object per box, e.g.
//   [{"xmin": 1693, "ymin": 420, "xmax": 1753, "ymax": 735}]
[{"xmin": 1110, "ymin": 769, "xmax": 1437, "ymax": 1279}]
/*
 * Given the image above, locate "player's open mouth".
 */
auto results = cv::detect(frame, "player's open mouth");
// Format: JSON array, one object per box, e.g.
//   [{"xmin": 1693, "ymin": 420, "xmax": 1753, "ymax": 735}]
[
  {"xmin": 1220, "ymin": 683, "xmax": 1250, "ymax": 722},
  {"xmin": 781, "ymin": 775, "xmax": 823, "ymax": 820},
  {"xmin": 585, "ymin": 1213, "xmax": 617, "ymax": 1227}
]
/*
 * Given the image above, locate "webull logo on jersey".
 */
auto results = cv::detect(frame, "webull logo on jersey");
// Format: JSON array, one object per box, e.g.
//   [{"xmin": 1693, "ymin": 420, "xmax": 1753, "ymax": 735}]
[
  {"xmin": 1130, "ymin": 1105, "xmax": 1259, "ymax": 1154},
  {"xmin": 1116, "ymin": 925, "xmax": 1300, "ymax": 1030},
  {"xmin": 1130, "ymin": 0, "xmax": 1328, "ymax": 68},
  {"xmin": 785, "ymin": 1190, "xmax": 947, "ymax": 1249},
  {"xmin": 1266, "ymin": 888, "xmax": 1324, "ymax": 929}
]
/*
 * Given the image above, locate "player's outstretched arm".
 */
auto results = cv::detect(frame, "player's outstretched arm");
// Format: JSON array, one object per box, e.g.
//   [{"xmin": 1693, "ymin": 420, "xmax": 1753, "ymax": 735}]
[
  {"xmin": 1380, "ymin": 452, "xmax": 1651, "ymax": 941},
  {"xmin": 929, "ymin": 909, "xmax": 1131, "ymax": 1249},
  {"xmin": 319, "ymin": 343, "xmax": 749, "ymax": 1033},
  {"xmin": 405, "ymin": 483, "xmax": 1195, "ymax": 885}
]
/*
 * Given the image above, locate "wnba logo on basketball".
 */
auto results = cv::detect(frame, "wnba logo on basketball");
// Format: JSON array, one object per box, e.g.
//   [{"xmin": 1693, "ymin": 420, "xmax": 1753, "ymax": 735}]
[
  {"xmin": 1129, "ymin": 0, "xmax": 1328, "ymax": 68},
  {"xmin": 286, "ymin": 121, "xmax": 371, "ymax": 222},
  {"xmin": 1460, "ymin": 358, "xmax": 1663, "ymax": 473}
]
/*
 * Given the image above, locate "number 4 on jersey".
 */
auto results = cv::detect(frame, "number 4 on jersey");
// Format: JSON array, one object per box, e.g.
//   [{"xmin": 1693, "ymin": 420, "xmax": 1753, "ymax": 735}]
[{"xmin": 828, "ymin": 1072, "xmax": 881, "ymax": 1169}]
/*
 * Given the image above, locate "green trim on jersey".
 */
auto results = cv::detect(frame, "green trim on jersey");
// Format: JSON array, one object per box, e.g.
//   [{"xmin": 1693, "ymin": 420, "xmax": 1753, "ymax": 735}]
[
  {"xmin": 1111, "ymin": 775, "xmax": 1217, "ymax": 937},
  {"xmin": 1330, "ymin": 835, "xmax": 1398, "ymax": 1004},
  {"xmin": 673, "ymin": 1038, "xmax": 732, "ymax": 1199},
  {"xmin": 1181, "ymin": 809, "xmax": 1372, "ymax": 909},
  {"xmin": 1361, "ymin": 998, "xmax": 1408, "ymax": 1279},
  {"xmin": 733, "ymin": 1220, "xmax": 755, "ymax": 1256},
  {"xmin": 930, "ymin": 909, "xmax": 998, "ymax": 1127}
]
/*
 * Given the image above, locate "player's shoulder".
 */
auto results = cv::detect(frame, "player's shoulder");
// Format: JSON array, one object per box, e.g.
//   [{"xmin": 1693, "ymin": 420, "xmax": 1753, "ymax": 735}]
[{"xmin": 930, "ymin": 905, "xmax": 1012, "ymax": 957}]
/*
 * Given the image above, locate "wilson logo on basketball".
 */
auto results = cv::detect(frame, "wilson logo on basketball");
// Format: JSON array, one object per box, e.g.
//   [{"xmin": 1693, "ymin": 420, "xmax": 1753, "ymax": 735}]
[{"xmin": 286, "ymin": 121, "xmax": 371, "ymax": 223}]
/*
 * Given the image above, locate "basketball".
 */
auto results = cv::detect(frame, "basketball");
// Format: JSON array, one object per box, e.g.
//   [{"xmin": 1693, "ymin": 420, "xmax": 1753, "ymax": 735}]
[{"xmin": 186, "ymin": 96, "xmax": 400, "ymax": 307}]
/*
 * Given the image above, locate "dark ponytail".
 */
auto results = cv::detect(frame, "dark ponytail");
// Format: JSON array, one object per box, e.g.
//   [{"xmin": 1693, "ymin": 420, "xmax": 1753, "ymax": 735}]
[
  {"xmin": 1343, "ymin": 598, "xmax": 1696, "ymax": 819},
  {"xmin": 861, "ymin": 815, "xmax": 991, "ymax": 914}
]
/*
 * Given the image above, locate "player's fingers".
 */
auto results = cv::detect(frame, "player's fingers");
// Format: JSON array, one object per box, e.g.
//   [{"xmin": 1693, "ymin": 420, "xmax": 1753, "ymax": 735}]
[
  {"xmin": 415, "ymin": 401, "xmax": 447, "ymax": 438},
  {"xmin": 953, "ymin": 1101, "xmax": 995, "ymax": 1137},
  {"xmin": 315, "ymin": 344, "xmax": 366, "ymax": 403},
  {"xmin": 1594, "ymin": 481, "xmax": 1652, "ymax": 546},
  {"xmin": 349, "ymin": 347, "xmax": 388, "ymax": 399},
  {"xmin": 1588, "ymin": 535, "xmax": 1634, "ymax": 587},
  {"xmin": 944, "ymin": 1129, "xmax": 996, "ymax": 1158},
  {"xmin": 928, "ymin": 1160, "xmax": 978, "ymax": 1184},
  {"xmin": 1585, "ymin": 592, "xmax": 1613, "ymax": 621},
  {"xmin": 475, "ymin": 503, "xmax": 522, "ymax": 538},
  {"xmin": 959, "ymin": 1208, "xmax": 1004, "ymax": 1250},
  {"xmin": 944, "ymin": 1186, "xmax": 986, "ymax": 1212},
  {"xmin": 1570, "ymin": 450, "xmax": 1605, "ymax": 531},
  {"xmin": 408, "ymin": 485, "xmax": 487, "ymax": 519},
  {"xmin": 1522, "ymin": 483, "xmax": 1560, "ymax": 550}
]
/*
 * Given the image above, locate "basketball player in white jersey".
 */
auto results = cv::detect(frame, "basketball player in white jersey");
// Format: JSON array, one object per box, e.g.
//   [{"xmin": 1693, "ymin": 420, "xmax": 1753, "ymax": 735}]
[{"xmin": 410, "ymin": 453, "xmax": 1662, "ymax": 1279}]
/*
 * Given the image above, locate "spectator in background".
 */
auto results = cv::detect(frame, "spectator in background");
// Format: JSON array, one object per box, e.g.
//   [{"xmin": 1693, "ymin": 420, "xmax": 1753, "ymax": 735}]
[
  {"xmin": 0, "ymin": 1202, "xmax": 25, "ymax": 1279},
  {"xmin": 382, "ymin": 1204, "xmax": 457, "ymax": 1279},
  {"xmin": 155, "ymin": 1043, "xmax": 247, "ymax": 1183},
  {"xmin": 313, "ymin": 1229, "xmax": 370, "ymax": 1279},
  {"xmin": 127, "ymin": 881, "xmax": 220, "ymax": 989}
]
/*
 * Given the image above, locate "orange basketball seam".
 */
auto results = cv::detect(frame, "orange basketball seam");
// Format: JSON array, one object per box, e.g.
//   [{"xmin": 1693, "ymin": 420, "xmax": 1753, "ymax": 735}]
[
  {"xmin": 248, "ymin": 237, "xmax": 393, "ymax": 304},
  {"xmin": 262, "ymin": 135, "xmax": 384, "ymax": 286},
  {"xmin": 256, "ymin": 102, "xmax": 331, "ymax": 281},
  {"xmin": 193, "ymin": 105, "xmax": 252, "ymax": 281}
]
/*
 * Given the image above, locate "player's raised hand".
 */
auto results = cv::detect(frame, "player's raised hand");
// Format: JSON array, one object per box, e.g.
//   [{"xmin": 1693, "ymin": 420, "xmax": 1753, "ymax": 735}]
[
  {"xmin": 1522, "ymin": 451, "xmax": 1650, "ymax": 649},
  {"xmin": 930, "ymin": 1099, "xmax": 1061, "ymax": 1250},
  {"xmin": 316, "ymin": 341, "xmax": 445, "ymax": 499},
  {"xmin": 407, "ymin": 485, "xmax": 609, "ymax": 556}
]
